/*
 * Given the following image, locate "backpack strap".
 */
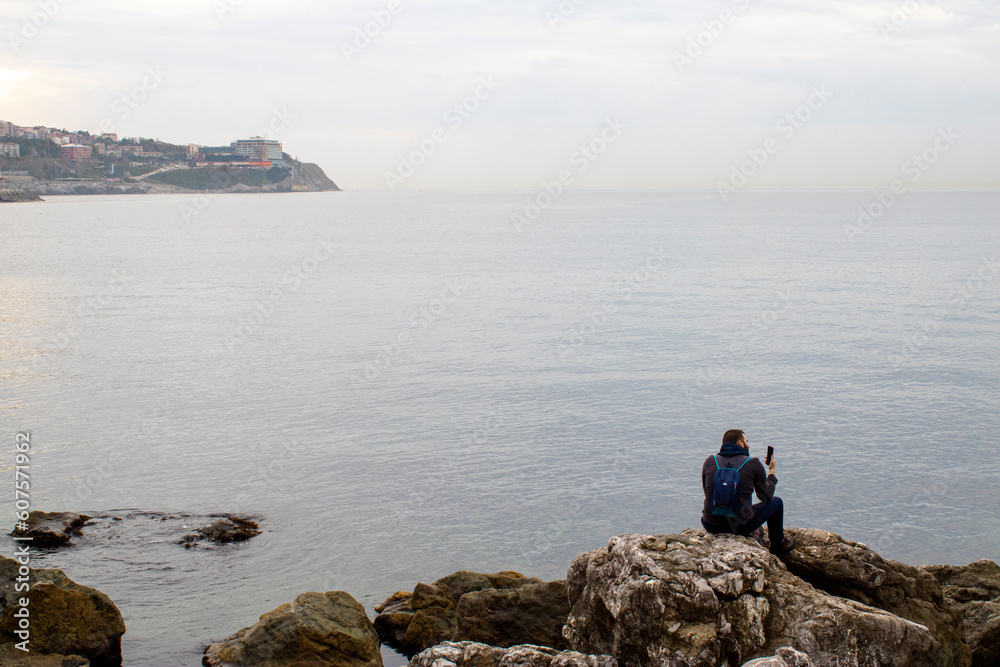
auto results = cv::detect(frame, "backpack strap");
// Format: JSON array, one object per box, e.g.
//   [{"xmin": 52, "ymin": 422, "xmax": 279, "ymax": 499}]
[{"xmin": 715, "ymin": 454, "xmax": 750, "ymax": 470}]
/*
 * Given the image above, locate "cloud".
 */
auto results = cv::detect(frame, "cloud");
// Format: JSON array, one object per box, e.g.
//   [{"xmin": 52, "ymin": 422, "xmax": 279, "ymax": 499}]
[{"xmin": 2, "ymin": 0, "xmax": 999, "ymax": 189}]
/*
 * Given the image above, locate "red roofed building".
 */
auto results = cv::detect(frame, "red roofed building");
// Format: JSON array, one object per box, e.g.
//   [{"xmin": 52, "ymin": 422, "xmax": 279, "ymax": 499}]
[{"xmin": 60, "ymin": 144, "xmax": 92, "ymax": 160}]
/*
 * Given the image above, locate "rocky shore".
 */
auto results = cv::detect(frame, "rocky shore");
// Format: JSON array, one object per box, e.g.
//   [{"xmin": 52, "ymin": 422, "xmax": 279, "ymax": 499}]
[
  {"xmin": 0, "ymin": 188, "xmax": 42, "ymax": 202},
  {"xmin": 3, "ymin": 513, "xmax": 997, "ymax": 666}
]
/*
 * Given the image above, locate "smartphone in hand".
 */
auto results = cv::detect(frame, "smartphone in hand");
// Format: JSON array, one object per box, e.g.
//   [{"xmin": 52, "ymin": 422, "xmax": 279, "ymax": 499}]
[{"xmin": 765, "ymin": 446, "xmax": 774, "ymax": 465}]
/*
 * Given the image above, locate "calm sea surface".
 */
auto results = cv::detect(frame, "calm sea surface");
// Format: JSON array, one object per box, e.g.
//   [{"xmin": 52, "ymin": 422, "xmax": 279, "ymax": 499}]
[{"xmin": 1, "ymin": 191, "xmax": 998, "ymax": 665}]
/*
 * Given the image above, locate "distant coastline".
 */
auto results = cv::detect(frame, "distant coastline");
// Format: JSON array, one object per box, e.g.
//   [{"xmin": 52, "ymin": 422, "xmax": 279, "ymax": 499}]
[
  {"xmin": 1, "ymin": 160, "xmax": 340, "ymax": 199},
  {"xmin": 0, "ymin": 120, "xmax": 341, "ymax": 198}
]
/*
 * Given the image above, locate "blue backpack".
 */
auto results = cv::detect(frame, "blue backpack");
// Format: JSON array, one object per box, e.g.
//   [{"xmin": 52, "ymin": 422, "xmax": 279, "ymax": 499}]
[{"xmin": 710, "ymin": 455, "xmax": 750, "ymax": 518}]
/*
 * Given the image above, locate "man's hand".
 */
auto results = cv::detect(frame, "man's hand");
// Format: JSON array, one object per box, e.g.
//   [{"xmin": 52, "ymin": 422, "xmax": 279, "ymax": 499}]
[{"xmin": 768, "ymin": 455, "xmax": 776, "ymax": 476}]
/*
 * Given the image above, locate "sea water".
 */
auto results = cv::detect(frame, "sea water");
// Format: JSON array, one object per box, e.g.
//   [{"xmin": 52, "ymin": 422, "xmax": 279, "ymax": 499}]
[{"xmin": 1, "ymin": 191, "xmax": 998, "ymax": 665}]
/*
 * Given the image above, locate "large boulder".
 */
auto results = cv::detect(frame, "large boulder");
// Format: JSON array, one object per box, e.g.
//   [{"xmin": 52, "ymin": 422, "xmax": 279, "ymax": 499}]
[
  {"xmin": 0, "ymin": 556, "xmax": 125, "ymax": 667},
  {"xmin": 372, "ymin": 585, "xmax": 452, "ymax": 657},
  {"xmin": 373, "ymin": 570, "xmax": 546, "ymax": 656},
  {"xmin": 203, "ymin": 590, "xmax": 382, "ymax": 667},
  {"xmin": 409, "ymin": 641, "xmax": 616, "ymax": 667},
  {"xmin": 923, "ymin": 559, "xmax": 1000, "ymax": 667},
  {"xmin": 563, "ymin": 530, "xmax": 969, "ymax": 667},
  {"xmin": 10, "ymin": 512, "xmax": 91, "ymax": 548},
  {"xmin": 781, "ymin": 528, "xmax": 969, "ymax": 667},
  {"xmin": 453, "ymin": 579, "xmax": 571, "ymax": 649}
]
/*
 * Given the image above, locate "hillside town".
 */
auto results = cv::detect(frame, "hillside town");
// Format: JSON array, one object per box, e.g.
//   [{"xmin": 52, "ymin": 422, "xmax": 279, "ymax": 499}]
[
  {"xmin": 1, "ymin": 119, "xmax": 285, "ymax": 171},
  {"xmin": 0, "ymin": 118, "xmax": 340, "ymax": 196}
]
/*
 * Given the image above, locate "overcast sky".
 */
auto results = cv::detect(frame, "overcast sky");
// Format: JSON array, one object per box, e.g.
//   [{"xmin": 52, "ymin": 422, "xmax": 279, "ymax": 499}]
[{"xmin": 2, "ymin": 0, "xmax": 998, "ymax": 190}]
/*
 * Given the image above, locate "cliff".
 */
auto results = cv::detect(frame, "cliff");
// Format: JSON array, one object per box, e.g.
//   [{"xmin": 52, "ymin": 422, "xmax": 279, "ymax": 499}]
[
  {"xmin": 2, "ymin": 161, "xmax": 339, "ymax": 197},
  {"xmin": 143, "ymin": 160, "xmax": 340, "ymax": 192}
]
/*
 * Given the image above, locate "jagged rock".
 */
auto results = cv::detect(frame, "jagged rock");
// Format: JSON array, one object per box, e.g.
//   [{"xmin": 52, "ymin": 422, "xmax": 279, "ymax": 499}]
[
  {"xmin": 182, "ymin": 516, "xmax": 261, "ymax": 546},
  {"xmin": 402, "ymin": 604, "xmax": 453, "ymax": 654},
  {"xmin": 923, "ymin": 559, "xmax": 1000, "ymax": 666},
  {"xmin": 434, "ymin": 571, "xmax": 541, "ymax": 605},
  {"xmin": 372, "ymin": 591, "xmax": 414, "ymax": 649},
  {"xmin": 203, "ymin": 590, "xmax": 382, "ymax": 667},
  {"xmin": 408, "ymin": 641, "xmax": 616, "ymax": 667},
  {"xmin": 0, "ymin": 556, "xmax": 125, "ymax": 667},
  {"xmin": 781, "ymin": 528, "xmax": 969, "ymax": 667},
  {"xmin": 563, "ymin": 530, "xmax": 970, "ymax": 667},
  {"xmin": 10, "ymin": 511, "xmax": 91, "ymax": 548},
  {"xmin": 0, "ymin": 643, "xmax": 89, "ymax": 666},
  {"xmin": 373, "ymin": 583, "xmax": 453, "ymax": 655},
  {"xmin": 407, "ymin": 582, "xmax": 448, "ymax": 612},
  {"xmin": 373, "ymin": 570, "xmax": 543, "ymax": 656},
  {"xmin": 453, "ymin": 580, "xmax": 570, "ymax": 649},
  {"xmin": 741, "ymin": 647, "xmax": 811, "ymax": 666}
]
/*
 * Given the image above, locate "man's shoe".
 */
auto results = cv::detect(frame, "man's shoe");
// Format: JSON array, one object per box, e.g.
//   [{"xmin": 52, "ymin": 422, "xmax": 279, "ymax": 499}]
[
  {"xmin": 750, "ymin": 527, "xmax": 766, "ymax": 547},
  {"xmin": 770, "ymin": 536, "xmax": 796, "ymax": 555}
]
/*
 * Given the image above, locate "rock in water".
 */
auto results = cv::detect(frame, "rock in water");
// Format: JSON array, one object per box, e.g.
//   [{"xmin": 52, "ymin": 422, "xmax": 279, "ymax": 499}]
[
  {"xmin": 203, "ymin": 590, "xmax": 382, "ymax": 667},
  {"xmin": 923, "ymin": 559, "xmax": 1000, "ymax": 667},
  {"xmin": 409, "ymin": 641, "xmax": 616, "ymax": 667},
  {"xmin": 0, "ymin": 556, "xmax": 126, "ymax": 666},
  {"xmin": 564, "ymin": 530, "xmax": 969, "ymax": 667},
  {"xmin": 182, "ymin": 516, "xmax": 261, "ymax": 546},
  {"xmin": 453, "ymin": 580, "xmax": 571, "ymax": 649},
  {"xmin": 10, "ymin": 511, "xmax": 91, "ymax": 547}
]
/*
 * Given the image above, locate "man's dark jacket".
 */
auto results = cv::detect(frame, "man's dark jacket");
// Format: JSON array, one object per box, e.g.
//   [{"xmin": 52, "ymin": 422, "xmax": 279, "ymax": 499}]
[{"xmin": 701, "ymin": 443, "xmax": 777, "ymax": 532}]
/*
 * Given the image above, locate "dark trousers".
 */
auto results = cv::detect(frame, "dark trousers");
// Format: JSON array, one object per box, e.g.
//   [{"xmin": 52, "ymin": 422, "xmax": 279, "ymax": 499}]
[{"xmin": 702, "ymin": 496, "xmax": 785, "ymax": 549}]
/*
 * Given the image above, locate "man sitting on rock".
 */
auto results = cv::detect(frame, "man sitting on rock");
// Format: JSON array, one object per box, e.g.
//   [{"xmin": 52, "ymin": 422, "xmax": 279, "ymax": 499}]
[{"xmin": 701, "ymin": 429, "xmax": 795, "ymax": 554}]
